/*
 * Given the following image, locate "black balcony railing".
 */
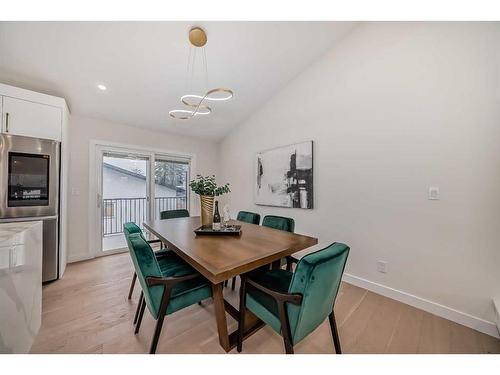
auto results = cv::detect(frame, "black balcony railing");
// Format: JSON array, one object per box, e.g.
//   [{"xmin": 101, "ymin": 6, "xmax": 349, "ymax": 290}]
[{"xmin": 102, "ymin": 196, "xmax": 187, "ymax": 236}]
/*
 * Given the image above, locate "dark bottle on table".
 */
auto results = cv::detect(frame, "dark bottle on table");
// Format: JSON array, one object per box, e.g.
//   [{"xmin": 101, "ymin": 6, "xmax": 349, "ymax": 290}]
[{"xmin": 213, "ymin": 200, "xmax": 221, "ymax": 230}]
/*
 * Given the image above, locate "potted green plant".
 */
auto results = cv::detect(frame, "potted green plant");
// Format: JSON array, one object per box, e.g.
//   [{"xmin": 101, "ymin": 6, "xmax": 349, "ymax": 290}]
[{"xmin": 189, "ymin": 175, "xmax": 230, "ymax": 226}]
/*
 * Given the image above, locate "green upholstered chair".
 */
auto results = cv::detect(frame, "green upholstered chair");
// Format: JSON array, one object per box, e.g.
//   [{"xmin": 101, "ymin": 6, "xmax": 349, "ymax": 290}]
[
  {"xmin": 237, "ymin": 211, "xmax": 261, "ymax": 225},
  {"xmin": 237, "ymin": 242, "xmax": 350, "ymax": 354},
  {"xmin": 125, "ymin": 232, "xmax": 212, "ymax": 353},
  {"xmin": 262, "ymin": 215, "xmax": 298, "ymax": 271},
  {"xmin": 124, "ymin": 222, "xmax": 167, "ymax": 300},
  {"xmin": 160, "ymin": 209, "xmax": 189, "ymax": 220},
  {"xmin": 226, "ymin": 211, "xmax": 261, "ymax": 290},
  {"xmin": 126, "ymin": 209, "xmax": 190, "ymax": 300},
  {"xmin": 262, "ymin": 215, "xmax": 295, "ymax": 233}
]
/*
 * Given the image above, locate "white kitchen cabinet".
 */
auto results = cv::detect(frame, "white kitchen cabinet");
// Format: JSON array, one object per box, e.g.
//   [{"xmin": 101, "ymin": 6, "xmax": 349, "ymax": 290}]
[
  {"xmin": 1, "ymin": 96, "xmax": 62, "ymax": 141},
  {"xmin": 0, "ymin": 221, "xmax": 42, "ymax": 353}
]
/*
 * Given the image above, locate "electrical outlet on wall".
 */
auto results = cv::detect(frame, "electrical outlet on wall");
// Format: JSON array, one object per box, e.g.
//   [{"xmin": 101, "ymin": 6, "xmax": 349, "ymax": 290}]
[
  {"xmin": 377, "ymin": 260, "xmax": 388, "ymax": 273},
  {"xmin": 428, "ymin": 186, "xmax": 440, "ymax": 200}
]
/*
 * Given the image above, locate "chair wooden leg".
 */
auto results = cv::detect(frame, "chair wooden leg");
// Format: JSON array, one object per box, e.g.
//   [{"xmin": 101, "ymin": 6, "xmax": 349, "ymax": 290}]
[
  {"xmin": 278, "ymin": 302, "xmax": 294, "ymax": 354},
  {"xmin": 128, "ymin": 272, "xmax": 137, "ymax": 299},
  {"xmin": 148, "ymin": 284, "xmax": 172, "ymax": 354},
  {"xmin": 224, "ymin": 280, "xmax": 228, "ymax": 287},
  {"xmin": 283, "ymin": 336, "xmax": 294, "ymax": 354},
  {"xmin": 133, "ymin": 291, "xmax": 144, "ymax": 325},
  {"xmin": 149, "ymin": 315, "xmax": 165, "ymax": 354},
  {"xmin": 237, "ymin": 277, "xmax": 247, "ymax": 353},
  {"xmin": 134, "ymin": 299, "xmax": 146, "ymax": 334},
  {"xmin": 329, "ymin": 311, "xmax": 342, "ymax": 354},
  {"xmin": 231, "ymin": 277, "xmax": 236, "ymax": 290}
]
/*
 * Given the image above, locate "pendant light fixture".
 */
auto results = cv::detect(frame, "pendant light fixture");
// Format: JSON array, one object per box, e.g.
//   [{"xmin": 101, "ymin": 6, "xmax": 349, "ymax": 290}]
[{"xmin": 169, "ymin": 27, "xmax": 233, "ymax": 120}]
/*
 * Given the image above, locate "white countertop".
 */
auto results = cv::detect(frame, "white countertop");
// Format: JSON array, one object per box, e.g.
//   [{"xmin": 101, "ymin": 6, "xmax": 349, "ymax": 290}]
[{"xmin": 0, "ymin": 221, "xmax": 42, "ymax": 245}]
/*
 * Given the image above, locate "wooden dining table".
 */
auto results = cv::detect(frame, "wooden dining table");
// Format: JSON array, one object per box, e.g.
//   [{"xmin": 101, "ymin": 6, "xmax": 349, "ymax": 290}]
[{"xmin": 143, "ymin": 216, "xmax": 318, "ymax": 352}]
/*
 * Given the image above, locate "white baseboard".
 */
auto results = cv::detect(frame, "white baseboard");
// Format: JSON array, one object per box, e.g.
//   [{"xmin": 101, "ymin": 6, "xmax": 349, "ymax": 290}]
[
  {"xmin": 67, "ymin": 253, "xmax": 93, "ymax": 263},
  {"xmin": 343, "ymin": 273, "xmax": 500, "ymax": 339},
  {"xmin": 68, "ymin": 248, "xmax": 128, "ymax": 264}
]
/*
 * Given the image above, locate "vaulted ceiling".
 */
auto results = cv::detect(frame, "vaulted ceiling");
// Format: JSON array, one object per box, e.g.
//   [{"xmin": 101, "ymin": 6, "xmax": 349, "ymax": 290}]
[{"xmin": 0, "ymin": 21, "xmax": 358, "ymax": 140}]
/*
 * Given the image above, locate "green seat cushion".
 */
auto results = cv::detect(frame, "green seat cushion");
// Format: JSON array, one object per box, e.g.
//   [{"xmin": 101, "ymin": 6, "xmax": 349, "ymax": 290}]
[
  {"xmin": 237, "ymin": 211, "xmax": 261, "ymax": 225},
  {"xmin": 155, "ymin": 251, "xmax": 212, "ymax": 315},
  {"xmin": 245, "ymin": 269, "xmax": 293, "ymax": 334},
  {"xmin": 154, "ymin": 248, "xmax": 171, "ymax": 257},
  {"xmin": 156, "ymin": 251, "xmax": 192, "ymax": 276}
]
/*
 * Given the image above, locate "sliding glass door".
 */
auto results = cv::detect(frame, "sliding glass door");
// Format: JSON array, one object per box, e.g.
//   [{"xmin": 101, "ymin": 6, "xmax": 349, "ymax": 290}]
[
  {"xmin": 93, "ymin": 145, "xmax": 191, "ymax": 255},
  {"xmin": 101, "ymin": 151, "xmax": 151, "ymax": 252}
]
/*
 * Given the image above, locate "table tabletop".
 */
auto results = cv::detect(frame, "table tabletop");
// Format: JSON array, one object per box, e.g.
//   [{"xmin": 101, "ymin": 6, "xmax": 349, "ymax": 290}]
[{"xmin": 143, "ymin": 216, "xmax": 318, "ymax": 284}]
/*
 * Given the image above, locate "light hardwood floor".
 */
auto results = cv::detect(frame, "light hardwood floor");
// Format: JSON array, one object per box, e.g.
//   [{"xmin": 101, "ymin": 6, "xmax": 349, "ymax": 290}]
[{"xmin": 31, "ymin": 252, "xmax": 500, "ymax": 354}]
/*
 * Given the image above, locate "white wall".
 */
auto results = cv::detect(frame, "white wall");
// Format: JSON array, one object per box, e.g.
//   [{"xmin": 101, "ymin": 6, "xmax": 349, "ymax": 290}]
[
  {"xmin": 67, "ymin": 114, "xmax": 217, "ymax": 262},
  {"xmin": 218, "ymin": 22, "xmax": 500, "ymax": 333}
]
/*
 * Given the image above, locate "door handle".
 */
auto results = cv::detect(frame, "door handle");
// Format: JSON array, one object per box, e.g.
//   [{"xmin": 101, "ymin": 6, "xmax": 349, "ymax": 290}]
[{"xmin": 5, "ymin": 112, "xmax": 9, "ymax": 132}]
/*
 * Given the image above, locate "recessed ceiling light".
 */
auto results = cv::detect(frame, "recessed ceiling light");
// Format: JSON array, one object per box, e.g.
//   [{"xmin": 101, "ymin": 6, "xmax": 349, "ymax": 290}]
[{"xmin": 97, "ymin": 84, "xmax": 107, "ymax": 91}]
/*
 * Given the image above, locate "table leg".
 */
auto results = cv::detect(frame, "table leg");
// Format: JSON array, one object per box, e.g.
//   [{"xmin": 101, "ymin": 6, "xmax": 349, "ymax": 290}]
[
  {"xmin": 212, "ymin": 282, "xmax": 231, "ymax": 351},
  {"xmin": 212, "ymin": 281, "xmax": 267, "ymax": 352}
]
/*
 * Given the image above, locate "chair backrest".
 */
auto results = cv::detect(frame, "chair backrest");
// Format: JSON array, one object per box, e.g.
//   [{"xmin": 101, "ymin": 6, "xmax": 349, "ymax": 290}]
[
  {"xmin": 160, "ymin": 209, "xmax": 190, "ymax": 220},
  {"xmin": 123, "ymin": 221, "xmax": 152, "ymax": 246},
  {"xmin": 237, "ymin": 211, "xmax": 261, "ymax": 225},
  {"xmin": 123, "ymin": 222, "xmax": 143, "ymax": 238},
  {"xmin": 262, "ymin": 215, "xmax": 295, "ymax": 233},
  {"xmin": 287, "ymin": 242, "xmax": 350, "ymax": 344},
  {"xmin": 125, "ymin": 232, "xmax": 164, "ymax": 319}
]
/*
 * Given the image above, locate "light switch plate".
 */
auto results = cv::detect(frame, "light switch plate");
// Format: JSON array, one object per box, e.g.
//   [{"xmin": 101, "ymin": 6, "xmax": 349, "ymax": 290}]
[{"xmin": 428, "ymin": 186, "xmax": 440, "ymax": 200}]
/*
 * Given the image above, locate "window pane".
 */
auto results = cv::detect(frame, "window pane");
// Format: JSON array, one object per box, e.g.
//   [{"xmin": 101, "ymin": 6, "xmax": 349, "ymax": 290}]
[
  {"xmin": 154, "ymin": 159, "xmax": 189, "ymax": 218},
  {"xmin": 102, "ymin": 154, "xmax": 148, "ymax": 251}
]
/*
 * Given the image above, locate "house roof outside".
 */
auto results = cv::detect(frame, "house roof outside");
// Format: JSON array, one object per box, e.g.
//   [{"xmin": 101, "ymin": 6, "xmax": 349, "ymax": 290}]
[{"xmin": 102, "ymin": 161, "xmax": 182, "ymax": 199}]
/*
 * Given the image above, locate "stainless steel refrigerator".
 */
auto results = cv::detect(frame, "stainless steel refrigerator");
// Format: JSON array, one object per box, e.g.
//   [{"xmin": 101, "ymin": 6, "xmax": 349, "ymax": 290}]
[{"xmin": 0, "ymin": 134, "xmax": 60, "ymax": 282}]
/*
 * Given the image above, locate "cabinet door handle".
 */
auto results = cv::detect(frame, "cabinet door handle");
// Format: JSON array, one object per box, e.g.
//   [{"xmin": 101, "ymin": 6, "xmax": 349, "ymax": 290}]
[{"xmin": 5, "ymin": 112, "xmax": 9, "ymax": 132}]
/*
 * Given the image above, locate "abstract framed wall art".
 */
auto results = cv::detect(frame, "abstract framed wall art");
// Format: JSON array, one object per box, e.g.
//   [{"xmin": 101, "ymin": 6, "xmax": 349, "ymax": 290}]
[{"xmin": 255, "ymin": 140, "xmax": 313, "ymax": 209}]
